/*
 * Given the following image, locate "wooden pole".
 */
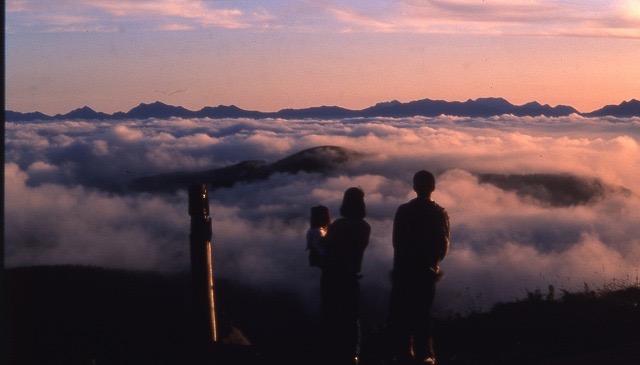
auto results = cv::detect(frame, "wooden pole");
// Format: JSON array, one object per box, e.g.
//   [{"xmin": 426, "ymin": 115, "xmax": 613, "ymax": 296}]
[{"xmin": 188, "ymin": 184, "xmax": 218, "ymax": 344}]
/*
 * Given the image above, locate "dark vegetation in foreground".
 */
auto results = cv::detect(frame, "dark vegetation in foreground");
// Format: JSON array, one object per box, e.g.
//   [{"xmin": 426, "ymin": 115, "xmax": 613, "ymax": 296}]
[{"xmin": 5, "ymin": 266, "xmax": 640, "ymax": 365}]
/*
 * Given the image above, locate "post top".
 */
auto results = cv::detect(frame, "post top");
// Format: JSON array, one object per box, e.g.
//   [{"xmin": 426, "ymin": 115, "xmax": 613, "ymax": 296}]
[{"xmin": 188, "ymin": 184, "xmax": 210, "ymax": 218}]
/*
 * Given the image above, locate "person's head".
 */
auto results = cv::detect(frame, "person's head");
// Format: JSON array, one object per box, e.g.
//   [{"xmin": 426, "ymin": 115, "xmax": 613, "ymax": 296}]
[
  {"xmin": 310, "ymin": 205, "xmax": 331, "ymax": 228},
  {"xmin": 413, "ymin": 170, "xmax": 436, "ymax": 197},
  {"xmin": 339, "ymin": 187, "xmax": 366, "ymax": 219}
]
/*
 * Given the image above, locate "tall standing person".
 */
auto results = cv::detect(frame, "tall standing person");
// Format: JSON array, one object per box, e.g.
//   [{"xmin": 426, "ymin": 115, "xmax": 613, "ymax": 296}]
[
  {"xmin": 387, "ymin": 171, "xmax": 450, "ymax": 365},
  {"xmin": 321, "ymin": 187, "xmax": 371, "ymax": 365}
]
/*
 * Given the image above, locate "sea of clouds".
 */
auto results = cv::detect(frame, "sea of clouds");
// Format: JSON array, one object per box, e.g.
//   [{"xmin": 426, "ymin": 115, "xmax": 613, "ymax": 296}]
[{"xmin": 5, "ymin": 114, "xmax": 640, "ymax": 315}]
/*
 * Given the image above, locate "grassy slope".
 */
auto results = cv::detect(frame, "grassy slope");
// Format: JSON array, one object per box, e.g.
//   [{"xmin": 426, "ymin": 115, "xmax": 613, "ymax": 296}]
[{"xmin": 4, "ymin": 266, "xmax": 640, "ymax": 365}]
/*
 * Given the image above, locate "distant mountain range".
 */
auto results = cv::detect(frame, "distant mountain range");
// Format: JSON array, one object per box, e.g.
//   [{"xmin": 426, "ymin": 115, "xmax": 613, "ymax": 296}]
[{"xmin": 5, "ymin": 98, "xmax": 640, "ymax": 122}]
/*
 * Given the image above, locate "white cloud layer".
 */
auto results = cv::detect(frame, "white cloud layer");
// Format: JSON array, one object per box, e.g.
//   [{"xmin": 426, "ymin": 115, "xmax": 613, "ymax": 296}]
[{"xmin": 5, "ymin": 114, "xmax": 640, "ymax": 313}]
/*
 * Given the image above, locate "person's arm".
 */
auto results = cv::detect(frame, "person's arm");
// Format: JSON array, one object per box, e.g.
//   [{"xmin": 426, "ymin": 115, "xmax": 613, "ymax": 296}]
[
  {"xmin": 437, "ymin": 210, "xmax": 450, "ymax": 262},
  {"xmin": 392, "ymin": 205, "xmax": 405, "ymax": 250}
]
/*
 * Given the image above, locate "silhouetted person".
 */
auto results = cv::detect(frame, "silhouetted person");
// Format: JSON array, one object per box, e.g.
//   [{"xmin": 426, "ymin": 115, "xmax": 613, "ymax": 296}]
[
  {"xmin": 387, "ymin": 171, "xmax": 450, "ymax": 365},
  {"xmin": 306, "ymin": 205, "xmax": 331, "ymax": 267},
  {"xmin": 321, "ymin": 187, "xmax": 371, "ymax": 365}
]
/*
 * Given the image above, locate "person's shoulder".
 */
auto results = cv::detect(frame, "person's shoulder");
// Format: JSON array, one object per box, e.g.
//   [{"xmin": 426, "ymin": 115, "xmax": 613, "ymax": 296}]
[
  {"xmin": 341, "ymin": 217, "xmax": 370, "ymax": 226},
  {"xmin": 357, "ymin": 219, "xmax": 371, "ymax": 237},
  {"xmin": 430, "ymin": 200, "xmax": 448, "ymax": 215},
  {"xmin": 328, "ymin": 217, "xmax": 348, "ymax": 230},
  {"xmin": 396, "ymin": 200, "xmax": 413, "ymax": 212},
  {"xmin": 411, "ymin": 197, "xmax": 448, "ymax": 214},
  {"xmin": 331, "ymin": 217, "xmax": 348, "ymax": 225},
  {"xmin": 403, "ymin": 197, "xmax": 429, "ymax": 210}
]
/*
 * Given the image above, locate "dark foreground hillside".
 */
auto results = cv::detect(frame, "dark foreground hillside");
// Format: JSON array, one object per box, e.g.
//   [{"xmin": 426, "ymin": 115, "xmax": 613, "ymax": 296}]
[{"xmin": 4, "ymin": 266, "xmax": 640, "ymax": 365}]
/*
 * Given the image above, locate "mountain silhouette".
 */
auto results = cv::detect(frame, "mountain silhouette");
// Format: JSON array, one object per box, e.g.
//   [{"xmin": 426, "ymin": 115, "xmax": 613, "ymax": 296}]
[
  {"xmin": 53, "ymin": 106, "xmax": 112, "ymax": 120},
  {"xmin": 584, "ymin": 99, "xmax": 640, "ymax": 118},
  {"xmin": 194, "ymin": 104, "xmax": 265, "ymax": 119},
  {"xmin": 477, "ymin": 173, "xmax": 632, "ymax": 207},
  {"xmin": 8, "ymin": 98, "xmax": 639, "ymax": 122},
  {"xmin": 129, "ymin": 146, "xmax": 360, "ymax": 193},
  {"xmin": 513, "ymin": 101, "xmax": 578, "ymax": 117},
  {"xmin": 275, "ymin": 105, "xmax": 357, "ymax": 119},
  {"xmin": 116, "ymin": 101, "xmax": 196, "ymax": 119},
  {"xmin": 5, "ymin": 110, "xmax": 52, "ymax": 122}
]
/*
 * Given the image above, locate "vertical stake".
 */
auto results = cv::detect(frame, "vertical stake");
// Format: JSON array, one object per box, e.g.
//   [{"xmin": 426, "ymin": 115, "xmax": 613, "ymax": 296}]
[{"xmin": 188, "ymin": 184, "xmax": 217, "ymax": 344}]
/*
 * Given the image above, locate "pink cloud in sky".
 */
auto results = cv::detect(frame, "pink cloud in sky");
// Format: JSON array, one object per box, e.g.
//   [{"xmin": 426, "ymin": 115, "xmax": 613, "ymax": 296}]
[{"xmin": 6, "ymin": 0, "xmax": 639, "ymax": 37}]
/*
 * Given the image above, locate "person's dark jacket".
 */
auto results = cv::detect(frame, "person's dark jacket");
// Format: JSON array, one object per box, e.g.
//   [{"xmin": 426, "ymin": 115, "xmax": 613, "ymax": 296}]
[
  {"xmin": 322, "ymin": 217, "xmax": 371, "ymax": 276},
  {"xmin": 392, "ymin": 197, "xmax": 450, "ymax": 277}
]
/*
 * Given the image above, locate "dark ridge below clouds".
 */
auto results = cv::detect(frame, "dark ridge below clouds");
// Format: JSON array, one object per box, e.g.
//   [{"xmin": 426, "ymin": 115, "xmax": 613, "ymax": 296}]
[
  {"xmin": 5, "ymin": 97, "xmax": 640, "ymax": 121},
  {"xmin": 129, "ymin": 146, "xmax": 361, "ymax": 194},
  {"xmin": 127, "ymin": 146, "xmax": 633, "ymax": 210},
  {"xmin": 477, "ymin": 173, "xmax": 633, "ymax": 207}
]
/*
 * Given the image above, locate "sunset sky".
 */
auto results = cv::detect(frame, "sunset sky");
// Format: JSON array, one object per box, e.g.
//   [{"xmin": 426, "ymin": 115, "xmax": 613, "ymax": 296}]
[{"xmin": 6, "ymin": 0, "xmax": 640, "ymax": 115}]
